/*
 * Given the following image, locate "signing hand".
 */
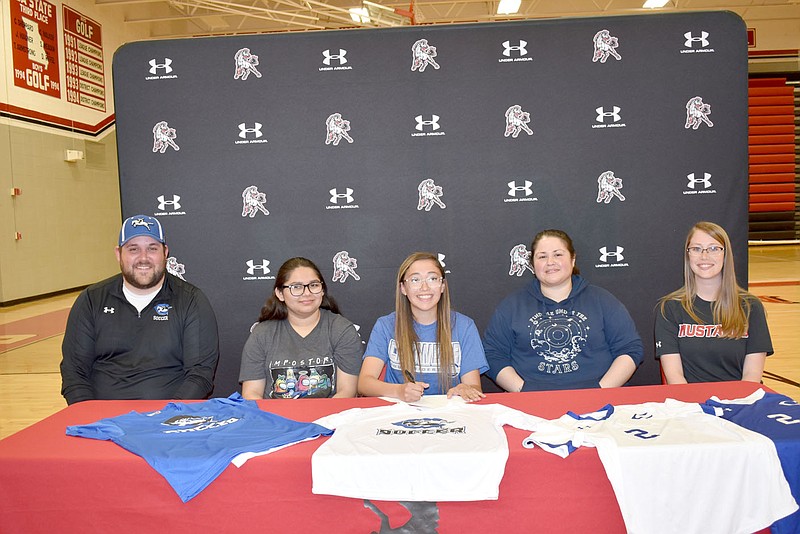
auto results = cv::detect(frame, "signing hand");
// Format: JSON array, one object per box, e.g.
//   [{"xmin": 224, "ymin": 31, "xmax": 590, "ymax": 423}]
[{"xmin": 400, "ymin": 381, "xmax": 429, "ymax": 402}]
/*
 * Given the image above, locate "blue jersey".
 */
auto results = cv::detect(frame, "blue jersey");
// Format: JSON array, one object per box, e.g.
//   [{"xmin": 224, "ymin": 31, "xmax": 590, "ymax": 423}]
[
  {"xmin": 66, "ymin": 393, "xmax": 332, "ymax": 502},
  {"xmin": 703, "ymin": 390, "xmax": 800, "ymax": 534}
]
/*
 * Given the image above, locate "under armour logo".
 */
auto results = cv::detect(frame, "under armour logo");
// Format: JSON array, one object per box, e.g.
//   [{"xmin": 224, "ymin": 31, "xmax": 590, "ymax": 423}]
[
  {"xmin": 245, "ymin": 259, "xmax": 270, "ymax": 275},
  {"xmin": 684, "ymin": 31, "xmax": 710, "ymax": 48},
  {"xmin": 599, "ymin": 246, "xmax": 624, "ymax": 263},
  {"xmin": 322, "ymin": 49, "xmax": 347, "ymax": 66},
  {"xmin": 508, "ymin": 180, "xmax": 533, "ymax": 197},
  {"xmin": 103, "ymin": 307, "xmax": 115, "ymax": 314},
  {"xmin": 437, "ymin": 253, "xmax": 452, "ymax": 274},
  {"xmin": 655, "ymin": 341, "xmax": 661, "ymax": 348},
  {"xmin": 148, "ymin": 58, "xmax": 173, "ymax": 74},
  {"xmin": 157, "ymin": 195, "xmax": 181, "ymax": 210},
  {"xmin": 415, "ymin": 115, "xmax": 440, "ymax": 131},
  {"xmin": 238, "ymin": 123, "xmax": 263, "ymax": 139},
  {"xmin": 687, "ymin": 172, "xmax": 712, "ymax": 189},
  {"xmin": 596, "ymin": 106, "xmax": 622, "ymax": 123},
  {"xmin": 502, "ymin": 40, "xmax": 527, "ymax": 57},
  {"xmin": 329, "ymin": 188, "xmax": 355, "ymax": 204}
]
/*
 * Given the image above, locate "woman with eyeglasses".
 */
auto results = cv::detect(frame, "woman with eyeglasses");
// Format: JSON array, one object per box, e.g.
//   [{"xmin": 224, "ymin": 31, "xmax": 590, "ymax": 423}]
[
  {"xmin": 484, "ymin": 229, "xmax": 643, "ymax": 392},
  {"xmin": 655, "ymin": 221, "xmax": 772, "ymax": 383},
  {"xmin": 239, "ymin": 257, "xmax": 363, "ymax": 399},
  {"xmin": 357, "ymin": 252, "xmax": 488, "ymax": 402}
]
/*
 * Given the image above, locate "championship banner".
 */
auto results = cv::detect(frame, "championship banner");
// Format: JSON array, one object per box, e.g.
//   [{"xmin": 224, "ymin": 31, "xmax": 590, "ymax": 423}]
[
  {"xmin": 114, "ymin": 12, "xmax": 749, "ymax": 395},
  {"xmin": 10, "ymin": 0, "xmax": 60, "ymax": 97},
  {"xmin": 63, "ymin": 6, "xmax": 105, "ymax": 111}
]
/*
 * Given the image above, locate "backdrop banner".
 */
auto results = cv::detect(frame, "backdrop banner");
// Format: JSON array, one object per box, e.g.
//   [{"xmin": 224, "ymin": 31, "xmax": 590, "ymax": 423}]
[{"xmin": 114, "ymin": 11, "xmax": 748, "ymax": 395}]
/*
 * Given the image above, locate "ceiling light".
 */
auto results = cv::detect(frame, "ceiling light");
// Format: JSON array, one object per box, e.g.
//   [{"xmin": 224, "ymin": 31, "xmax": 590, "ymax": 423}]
[
  {"xmin": 643, "ymin": 0, "xmax": 669, "ymax": 7},
  {"xmin": 349, "ymin": 7, "xmax": 369, "ymax": 23},
  {"xmin": 497, "ymin": 0, "xmax": 521, "ymax": 15}
]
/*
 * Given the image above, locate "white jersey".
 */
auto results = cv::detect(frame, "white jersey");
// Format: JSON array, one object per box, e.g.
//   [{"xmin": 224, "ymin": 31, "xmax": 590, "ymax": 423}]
[
  {"xmin": 523, "ymin": 399, "xmax": 798, "ymax": 534},
  {"xmin": 312, "ymin": 399, "xmax": 543, "ymax": 502}
]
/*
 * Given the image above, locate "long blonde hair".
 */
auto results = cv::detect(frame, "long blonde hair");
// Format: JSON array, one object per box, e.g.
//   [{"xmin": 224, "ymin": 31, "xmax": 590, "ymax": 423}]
[
  {"xmin": 394, "ymin": 252, "xmax": 455, "ymax": 393},
  {"xmin": 659, "ymin": 221, "xmax": 752, "ymax": 338}
]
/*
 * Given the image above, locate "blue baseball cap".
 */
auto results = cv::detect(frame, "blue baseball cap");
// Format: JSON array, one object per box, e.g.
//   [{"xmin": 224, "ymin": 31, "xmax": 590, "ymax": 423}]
[{"xmin": 118, "ymin": 215, "xmax": 166, "ymax": 246}]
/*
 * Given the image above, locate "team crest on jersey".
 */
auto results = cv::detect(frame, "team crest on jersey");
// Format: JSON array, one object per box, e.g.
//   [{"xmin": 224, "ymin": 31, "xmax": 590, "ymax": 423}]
[
  {"xmin": 411, "ymin": 39, "xmax": 440, "ymax": 72},
  {"xmin": 596, "ymin": 171, "xmax": 626, "ymax": 203},
  {"xmin": 242, "ymin": 185, "xmax": 270, "ymax": 217},
  {"xmin": 152, "ymin": 121, "xmax": 179, "ymax": 153},
  {"xmin": 377, "ymin": 418, "xmax": 465, "ymax": 435},
  {"xmin": 332, "ymin": 251, "xmax": 360, "ymax": 283},
  {"xmin": 592, "ymin": 30, "xmax": 621, "ymax": 63},
  {"xmin": 417, "ymin": 178, "xmax": 446, "ymax": 211},
  {"xmin": 504, "ymin": 105, "xmax": 533, "ymax": 138},
  {"xmin": 509, "ymin": 244, "xmax": 534, "ymax": 277},
  {"xmin": 161, "ymin": 414, "xmax": 240, "ymax": 433},
  {"xmin": 152, "ymin": 303, "xmax": 172, "ymax": 321},
  {"xmin": 233, "ymin": 48, "xmax": 262, "ymax": 80},
  {"xmin": 685, "ymin": 96, "xmax": 713, "ymax": 129},
  {"xmin": 166, "ymin": 257, "xmax": 186, "ymax": 280},
  {"xmin": 325, "ymin": 113, "xmax": 354, "ymax": 145},
  {"xmin": 528, "ymin": 310, "xmax": 589, "ymax": 375},
  {"xmin": 393, "ymin": 418, "xmax": 452, "ymax": 430}
]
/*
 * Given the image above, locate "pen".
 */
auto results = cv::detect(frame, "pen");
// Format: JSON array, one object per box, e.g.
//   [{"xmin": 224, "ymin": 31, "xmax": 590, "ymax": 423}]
[{"xmin": 403, "ymin": 370, "xmax": 416, "ymax": 383}]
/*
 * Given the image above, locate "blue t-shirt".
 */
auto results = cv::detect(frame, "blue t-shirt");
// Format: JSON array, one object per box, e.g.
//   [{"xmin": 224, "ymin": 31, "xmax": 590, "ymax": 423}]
[
  {"xmin": 66, "ymin": 393, "xmax": 332, "ymax": 502},
  {"xmin": 364, "ymin": 311, "xmax": 489, "ymax": 395}
]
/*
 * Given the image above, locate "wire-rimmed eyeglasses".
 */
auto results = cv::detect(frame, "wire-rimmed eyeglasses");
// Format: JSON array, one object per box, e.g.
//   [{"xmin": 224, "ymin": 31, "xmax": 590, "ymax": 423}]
[
  {"xmin": 686, "ymin": 245, "xmax": 724, "ymax": 257},
  {"xmin": 403, "ymin": 276, "xmax": 443, "ymax": 289}
]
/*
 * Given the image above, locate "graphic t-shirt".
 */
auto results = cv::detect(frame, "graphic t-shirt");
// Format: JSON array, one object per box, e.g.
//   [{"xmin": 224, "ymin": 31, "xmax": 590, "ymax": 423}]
[
  {"xmin": 654, "ymin": 295, "xmax": 772, "ymax": 382},
  {"xmin": 483, "ymin": 276, "xmax": 643, "ymax": 391},
  {"xmin": 239, "ymin": 310, "xmax": 363, "ymax": 398},
  {"xmin": 364, "ymin": 311, "xmax": 488, "ymax": 395}
]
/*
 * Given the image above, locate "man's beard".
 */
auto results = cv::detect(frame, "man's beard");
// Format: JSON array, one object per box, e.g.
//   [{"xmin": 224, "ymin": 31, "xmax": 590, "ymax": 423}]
[{"xmin": 121, "ymin": 261, "xmax": 166, "ymax": 290}]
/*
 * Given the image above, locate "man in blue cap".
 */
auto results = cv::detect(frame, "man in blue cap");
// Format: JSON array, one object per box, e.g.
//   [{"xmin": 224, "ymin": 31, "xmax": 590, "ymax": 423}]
[{"xmin": 60, "ymin": 215, "xmax": 219, "ymax": 404}]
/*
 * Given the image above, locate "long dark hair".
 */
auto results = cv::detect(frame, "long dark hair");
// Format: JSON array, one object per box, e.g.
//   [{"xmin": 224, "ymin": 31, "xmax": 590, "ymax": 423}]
[{"xmin": 257, "ymin": 257, "xmax": 340, "ymax": 322}]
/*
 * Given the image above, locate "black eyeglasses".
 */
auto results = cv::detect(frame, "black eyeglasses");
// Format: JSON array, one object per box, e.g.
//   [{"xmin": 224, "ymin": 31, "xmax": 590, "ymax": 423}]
[{"xmin": 281, "ymin": 281, "xmax": 323, "ymax": 296}]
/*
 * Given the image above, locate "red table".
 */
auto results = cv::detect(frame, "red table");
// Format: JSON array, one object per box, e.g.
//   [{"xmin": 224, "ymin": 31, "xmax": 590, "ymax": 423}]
[{"xmin": 0, "ymin": 382, "xmax": 770, "ymax": 533}]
